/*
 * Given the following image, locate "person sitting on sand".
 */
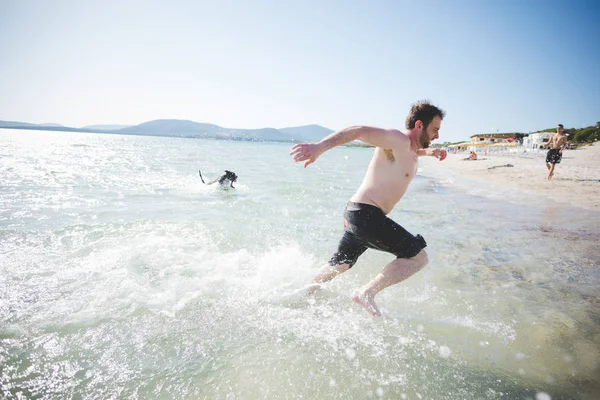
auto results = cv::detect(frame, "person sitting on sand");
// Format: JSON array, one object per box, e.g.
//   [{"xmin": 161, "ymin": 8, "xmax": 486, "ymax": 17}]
[
  {"xmin": 463, "ymin": 151, "xmax": 478, "ymax": 161},
  {"xmin": 289, "ymin": 100, "xmax": 447, "ymax": 317}
]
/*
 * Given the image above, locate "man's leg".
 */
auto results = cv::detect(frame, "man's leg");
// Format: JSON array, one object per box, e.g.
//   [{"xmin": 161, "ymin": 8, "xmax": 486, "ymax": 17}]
[
  {"xmin": 307, "ymin": 231, "xmax": 367, "ymax": 294},
  {"xmin": 303, "ymin": 263, "xmax": 350, "ymax": 295},
  {"xmin": 316, "ymin": 230, "xmax": 367, "ymax": 283},
  {"xmin": 546, "ymin": 149, "xmax": 553, "ymax": 171},
  {"xmin": 313, "ymin": 263, "xmax": 351, "ymax": 284},
  {"xmin": 352, "ymin": 250, "xmax": 428, "ymax": 317},
  {"xmin": 548, "ymin": 163, "xmax": 556, "ymax": 179}
]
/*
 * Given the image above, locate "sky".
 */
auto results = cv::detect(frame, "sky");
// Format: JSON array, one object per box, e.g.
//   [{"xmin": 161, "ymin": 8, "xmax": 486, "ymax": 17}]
[{"xmin": 0, "ymin": 0, "xmax": 599, "ymax": 142}]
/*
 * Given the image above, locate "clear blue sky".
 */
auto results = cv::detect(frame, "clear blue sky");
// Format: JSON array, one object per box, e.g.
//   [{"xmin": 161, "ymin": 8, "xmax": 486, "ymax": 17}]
[{"xmin": 1, "ymin": 0, "xmax": 598, "ymax": 142}]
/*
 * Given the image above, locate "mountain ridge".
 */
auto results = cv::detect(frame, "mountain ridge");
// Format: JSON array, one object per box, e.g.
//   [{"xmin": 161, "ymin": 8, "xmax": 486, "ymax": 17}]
[
  {"xmin": 0, "ymin": 118, "xmax": 335, "ymax": 143},
  {"xmin": 82, "ymin": 124, "xmax": 132, "ymax": 130}
]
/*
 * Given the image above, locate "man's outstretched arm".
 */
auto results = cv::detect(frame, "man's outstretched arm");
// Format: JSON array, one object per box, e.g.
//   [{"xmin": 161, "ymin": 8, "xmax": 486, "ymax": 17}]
[
  {"xmin": 290, "ymin": 126, "xmax": 406, "ymax": 167},
  {"xmin": 416, "ymin": 148, "xmax": 447, "ymax": 161}
]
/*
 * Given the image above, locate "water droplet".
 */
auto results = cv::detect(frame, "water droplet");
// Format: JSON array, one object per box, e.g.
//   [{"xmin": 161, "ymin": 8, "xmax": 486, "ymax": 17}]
[
  {"xmin": 345, "ymin": 348, "xmax": 356, "ymax": 360},
  {"xmin": 536, "ymin": 392, "xmax": 552, "ymax": 400},
  {"xmin": 439, "ymin": 345, "xmax": 452, "ymax": 358}
]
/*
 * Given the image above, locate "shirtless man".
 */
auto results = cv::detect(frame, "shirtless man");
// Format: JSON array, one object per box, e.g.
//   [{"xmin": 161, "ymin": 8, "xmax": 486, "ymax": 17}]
[
  {"xmin": 546, "ymin": 124, "xmax": 568, "ymax": 180},
  {"xmin": 289, "ymin": 101, "xmax": 446, "ymax": 316}
]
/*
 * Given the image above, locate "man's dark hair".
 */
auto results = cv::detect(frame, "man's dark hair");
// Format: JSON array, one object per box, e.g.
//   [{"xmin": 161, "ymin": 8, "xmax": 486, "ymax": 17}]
[
  {"xmin": 405, "ymin": 100, "xmax": 446, "ymax": 129},
  {"xmin": 558, "ymin": 124, "xmax": 564, "ymax": 128}
]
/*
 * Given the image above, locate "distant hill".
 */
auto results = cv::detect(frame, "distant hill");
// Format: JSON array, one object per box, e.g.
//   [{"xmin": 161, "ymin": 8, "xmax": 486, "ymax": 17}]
[
  {"xmin": 0, "ymin": 120, "xmax": 65, "ymax": 128},
  {"xmin": 0, "ymin": 120, "xmax": 107, "ymax": 133},
  {"xmin": 115, "ymin": 119, "xmax": 333, "ymax": 142},
  {"xmin": 4, "ymin": 118, "xmax": 598, "ymax": 144},
  {"xmin": 280, "ymin": 124, "xmax": 334, "ymax": 142},
  {"xmin": 0, "ymin": 120, "xmax": 40, "ymax": 128},
  {"xmin": 118, "ymin": 119, "xmax": 223, "ymax": 136},
  {"xmin": 228, "ymin": 127, "xmax": 292, "ymax": 142},
  {"xmin": 39, "ymin": 123, "xmax": 64, "ymax": 127},
  {"xmin": 0, "ymin": 118, "xmax": 336, "ymax": 143},
  {"xmin": 83, "ymin": 124, "xmax": 131, "ymax": 131}
]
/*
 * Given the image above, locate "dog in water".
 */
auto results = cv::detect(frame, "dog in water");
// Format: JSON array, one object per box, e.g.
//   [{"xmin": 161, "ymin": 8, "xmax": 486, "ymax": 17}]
[{"xmin": 199, "ymin": 170, "xmax": 238, "ymax": 188}]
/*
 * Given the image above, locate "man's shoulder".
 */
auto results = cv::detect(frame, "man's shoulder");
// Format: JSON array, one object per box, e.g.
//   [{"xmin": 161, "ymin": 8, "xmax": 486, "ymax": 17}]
[{"xmin": 388, "ymin": 130, "xmax": 410, "ymax": 148}]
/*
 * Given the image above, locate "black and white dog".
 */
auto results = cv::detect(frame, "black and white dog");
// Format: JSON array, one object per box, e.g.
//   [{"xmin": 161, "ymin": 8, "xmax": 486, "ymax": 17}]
[{"xmin": 199, "ymin": 170, "xmax": 238, "ymax": 188}]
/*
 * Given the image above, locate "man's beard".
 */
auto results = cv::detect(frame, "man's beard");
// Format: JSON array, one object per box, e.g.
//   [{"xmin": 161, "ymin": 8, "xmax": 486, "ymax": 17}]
[{"xmin": 419, "ymin": 131, "xmax": 430, "ymax": 148}]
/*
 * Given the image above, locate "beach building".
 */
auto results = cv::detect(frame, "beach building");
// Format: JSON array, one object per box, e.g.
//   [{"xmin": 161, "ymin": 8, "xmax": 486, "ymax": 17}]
[
  {"xmin": 462, "ymin": 132, "xmax": 525, "ymax": 154},
  {"xmin": 470, "ymin": 133, "xmax": 524, "ymax": 144},
  {"xmin": 446, "ymin": 142, "xmax": 471, "ymax": 153},
  {"xmin": 523, "ymin": 132, "xmax": 552, "ymax": 150}
]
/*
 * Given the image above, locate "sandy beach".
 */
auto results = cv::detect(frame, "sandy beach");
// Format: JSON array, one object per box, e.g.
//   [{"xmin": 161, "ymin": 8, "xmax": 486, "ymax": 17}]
[{"xmin": 429, "ymin": 143, "xmax": 600, "ymax": 212}]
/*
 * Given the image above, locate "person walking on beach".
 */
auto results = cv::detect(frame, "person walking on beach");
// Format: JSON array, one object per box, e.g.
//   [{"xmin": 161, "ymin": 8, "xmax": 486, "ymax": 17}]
[
  {"xmin": 289, "ymin": 101, "xmax": 447, "ymax": 317},
  {"xmin": 546, "ymin": 124, "xmax": 568, "ymax": 180}
]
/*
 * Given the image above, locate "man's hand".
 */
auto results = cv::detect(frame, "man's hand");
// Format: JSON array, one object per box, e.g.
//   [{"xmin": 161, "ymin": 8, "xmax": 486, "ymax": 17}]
[
  {"xmin": 431, "ymin": 148, "xmax": 447, "ymax": 161},
  {"xmin": 418, "ymin": 148, "xmax": 447, "ymax": 161},
  {"xmin": 290, "ymin": 143, "xmax": 324, "ymax": 168}
]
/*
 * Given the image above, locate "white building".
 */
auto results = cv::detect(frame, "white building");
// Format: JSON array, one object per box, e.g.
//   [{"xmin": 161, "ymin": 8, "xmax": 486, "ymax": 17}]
[{"xmin": 523, "ymin": 132, "xmax": 552, "ymax": 150}]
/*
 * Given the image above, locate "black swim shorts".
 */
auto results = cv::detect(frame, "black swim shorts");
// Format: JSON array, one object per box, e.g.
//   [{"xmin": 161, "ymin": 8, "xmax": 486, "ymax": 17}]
[
  {"xmin": 546, "ymin": 149, "xmax": 562, "ymax": 164},
  {"xmin": 328, "ymin": 202, "xmax": 427, "ymax": 268}
]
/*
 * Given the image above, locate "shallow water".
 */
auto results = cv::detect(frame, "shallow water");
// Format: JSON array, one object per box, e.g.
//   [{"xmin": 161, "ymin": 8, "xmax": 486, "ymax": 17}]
[{"xmin": 1, "ymin": 129, "xmax": 599, "ymax": 399}]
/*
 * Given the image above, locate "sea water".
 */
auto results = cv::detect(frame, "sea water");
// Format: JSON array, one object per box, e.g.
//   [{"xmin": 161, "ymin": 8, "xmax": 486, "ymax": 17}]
[{"xmin": 1, "ymin": 129, "xmax": 598, "ymax": 399}]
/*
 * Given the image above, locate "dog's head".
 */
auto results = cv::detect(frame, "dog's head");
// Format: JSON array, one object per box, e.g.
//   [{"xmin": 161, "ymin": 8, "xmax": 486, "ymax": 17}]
[{"xmin": 224, "ymin": 170, "xmax": 238, "ymax": 182}]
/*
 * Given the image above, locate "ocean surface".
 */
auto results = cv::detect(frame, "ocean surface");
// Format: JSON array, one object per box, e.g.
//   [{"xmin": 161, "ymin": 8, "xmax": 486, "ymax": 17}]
[{"xmin": 1, "ymin": 128, "xmax": 599, "ymax": 400}]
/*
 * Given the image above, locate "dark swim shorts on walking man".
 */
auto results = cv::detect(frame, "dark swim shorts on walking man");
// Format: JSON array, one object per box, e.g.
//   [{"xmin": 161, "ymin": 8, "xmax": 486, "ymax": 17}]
[{"xmin": 546, "ymin": 148, "xmax": 562, "ymax": 164}]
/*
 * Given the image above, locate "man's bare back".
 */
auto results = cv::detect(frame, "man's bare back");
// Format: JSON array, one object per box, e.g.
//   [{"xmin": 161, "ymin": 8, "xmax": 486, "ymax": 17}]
[{"xmin": 351, "ymin": 139, "xmax": 418, "ymax": 215}]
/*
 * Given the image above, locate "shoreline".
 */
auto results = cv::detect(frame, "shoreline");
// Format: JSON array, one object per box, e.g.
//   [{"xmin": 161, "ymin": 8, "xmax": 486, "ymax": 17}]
[{"xmin": 421, "ymin": 143, "xmax": 600, "ymax": 212}]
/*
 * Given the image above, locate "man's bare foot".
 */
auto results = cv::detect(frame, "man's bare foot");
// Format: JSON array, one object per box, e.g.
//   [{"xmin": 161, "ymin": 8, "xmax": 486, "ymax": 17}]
[
  {"xmin": 547, "ymin": 172, "xmax": 554, "ymax": 180},
  {"xmin": 283, "ymin": 283, "xmax": 322, "ymax": 298},
  {"xmin": 352, "ymin": 290, "xmax": 381, "ymax": 317},
  {"xmin": 305, "ymin": 283, "xmax": 323, "ymax": 295}
]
